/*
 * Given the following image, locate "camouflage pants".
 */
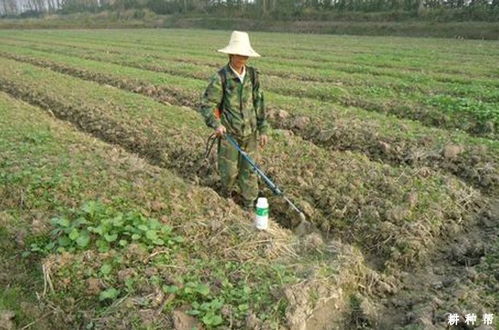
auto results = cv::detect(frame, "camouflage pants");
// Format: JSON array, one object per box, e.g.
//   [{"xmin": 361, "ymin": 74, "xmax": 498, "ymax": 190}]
[{"xmin": 218, "ymin": 133, "xmax": 258, "ymax": 206}]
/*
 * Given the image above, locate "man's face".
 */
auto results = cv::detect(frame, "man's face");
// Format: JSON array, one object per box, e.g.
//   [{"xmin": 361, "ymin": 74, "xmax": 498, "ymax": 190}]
[{"xmin": 230, "ymin": 54, "xmax": 249, "ymax": 68}]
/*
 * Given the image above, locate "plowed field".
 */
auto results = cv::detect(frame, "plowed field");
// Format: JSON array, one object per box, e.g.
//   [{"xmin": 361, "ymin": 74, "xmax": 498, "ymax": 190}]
[{"xmin": 0, "ymin": 29, "xmax": 497, "ymax": 329}]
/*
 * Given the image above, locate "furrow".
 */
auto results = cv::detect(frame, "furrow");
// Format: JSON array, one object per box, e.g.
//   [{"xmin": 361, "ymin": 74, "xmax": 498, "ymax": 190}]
[
  {"xmin": 0, "ymin": 57, "xmax": 484, "ymax": 274},
  {"xmin": 0, "ymin": 49, "xmax": 496, "ymax": 196},
  {"xmin": 2, "ymin": 36, "xmax": 495, "ymax": 139}
]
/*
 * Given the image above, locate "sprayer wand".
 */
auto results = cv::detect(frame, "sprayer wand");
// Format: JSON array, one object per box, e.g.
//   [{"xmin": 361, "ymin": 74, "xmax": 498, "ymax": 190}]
[{"xmin": 224, "ymin": 134, "xmax": 307, "ymax": 222}]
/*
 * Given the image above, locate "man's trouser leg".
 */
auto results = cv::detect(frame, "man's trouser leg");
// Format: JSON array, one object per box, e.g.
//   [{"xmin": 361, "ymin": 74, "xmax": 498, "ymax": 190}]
[
  {"xmin": 218, "ymin": 133, "xmax": 259, "ymax": 207},
  {"xmin": 218, "ymin": 136, "xmax": 239, "ymax": 197},
  {"xmin": 237, "ymin": 133, "xmax": 259, "ymax": 208}
]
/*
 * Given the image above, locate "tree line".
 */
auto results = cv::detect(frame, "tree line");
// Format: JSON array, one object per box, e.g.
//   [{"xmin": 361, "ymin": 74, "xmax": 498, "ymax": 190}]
[{"xmin": 1, "ymin": 0, "xmax": 498, "ymax": 20}]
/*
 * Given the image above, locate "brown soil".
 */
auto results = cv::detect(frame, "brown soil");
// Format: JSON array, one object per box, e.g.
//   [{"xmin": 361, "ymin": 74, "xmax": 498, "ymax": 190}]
[{"xmin": 345, "ymin": 199, "xmax": 499, "ymax": 329}]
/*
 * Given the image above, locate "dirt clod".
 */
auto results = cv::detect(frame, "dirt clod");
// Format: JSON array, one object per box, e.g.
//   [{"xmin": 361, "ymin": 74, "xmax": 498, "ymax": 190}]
[
  {"xmin": 302, "ymin": 233, "xmax": 325, "ymax": 252},
  {"xmin": 117, "ymin": 268, "xmax": 137, "ymax": 283},
  {"xmin": 379, "ymin": 141, "xmax": 391, "ymax": 154},
  {"xmin": 31, "ymin": 213, "xmax": 48, "ymax": 235},
  {"xmin": 172, "ymin": 310, "xmax": 201, "ymax": 330},
  {"xmin": 245, "ymin": 313, "xmax": 261, "ymax": 329},
  {"xmin": 85, "ymin": 278, "xmax": 102, "ymax": 296},
  {"xmin": 0, "ymin": 310, "xmax": 15, "ymax": 330},
  {"xmin": 292, "ymin": 116, "xmax": 310, "ymax": 130},
  {"xmin": 276, "ymin": 110, "xmax": 290, "ymax": 120},
  {"xmin": 150, "ymin": 200, "xmax": 166, "ymax": 212},
  {"xmin": 125, "ymin": 243, "xmax": 148, "ymax": 260},
  {"xmin": 138, "ymin": 309, "xmax": 156, "ymax": 327},
  {"xmin": 442, "ymin": 144, "xmax": 463, "ymax": 160},
  {"xmin": 14, "ymin": 231, "xmax": 26, "ymax": 248}
]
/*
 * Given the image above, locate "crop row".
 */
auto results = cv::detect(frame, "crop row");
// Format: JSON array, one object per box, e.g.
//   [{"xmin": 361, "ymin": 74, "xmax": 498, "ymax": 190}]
[
  {"xmin": 0, "ymin": 45, "xmax": 497, "ymax": 195},
  {"xmin": 1, "ymin": 90, "xmax": 371, "ymax": 328},
  {"xmin": 13, "ymin": 31, "xmax": 499, "ymax": 84},
  {"xmin": 4, "ymin": 33, "xmax": 499, "ymax": 103},
  {"xmin": 4, "ymin": 29, "xmax": 497, "ymax": 79},
  {"xmin": 1, "ymin": 36, "xmax": 496, "ymax": 139},
  {"xmin": 0, "ymin": 57, "xmax": 483, "ymax": 273}
]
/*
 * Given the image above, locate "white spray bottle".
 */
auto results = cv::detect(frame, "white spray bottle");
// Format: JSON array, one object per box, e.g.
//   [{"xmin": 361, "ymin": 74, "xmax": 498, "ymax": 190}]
[{"xmin": 255, "ymin": 197, "xmax": 269, "ymax": 230}]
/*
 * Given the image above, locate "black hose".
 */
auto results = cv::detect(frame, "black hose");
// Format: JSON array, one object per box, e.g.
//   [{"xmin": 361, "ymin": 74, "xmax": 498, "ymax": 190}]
[{"xmin": 204, "ymin": 133, "xmax": 218, "ymax": 160}]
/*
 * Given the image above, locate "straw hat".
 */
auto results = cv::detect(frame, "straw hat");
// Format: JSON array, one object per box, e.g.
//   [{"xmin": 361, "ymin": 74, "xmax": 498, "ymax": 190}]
[{"xmin": 217, "ymin": 31, "xmax": 261, "ymax": 58}]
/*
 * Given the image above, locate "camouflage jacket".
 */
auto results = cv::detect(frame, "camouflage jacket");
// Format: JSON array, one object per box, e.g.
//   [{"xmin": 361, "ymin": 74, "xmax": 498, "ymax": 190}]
[{"xmin": 200, "ymin": 64, "xmax": 269, "ymax": 138}]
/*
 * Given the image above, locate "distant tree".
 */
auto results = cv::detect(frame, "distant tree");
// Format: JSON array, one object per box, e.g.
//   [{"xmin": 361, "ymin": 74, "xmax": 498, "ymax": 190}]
[
  {"xmin": 0, "ymin": 0, "xmax": 6, "ymax": 15},
  {"xmin": 1, "ymin": 0, "xmax": 19, "ymax": 14},
  {"xmin": 1, "ymin": 0, "xmax": 497, "ymax": 21}
]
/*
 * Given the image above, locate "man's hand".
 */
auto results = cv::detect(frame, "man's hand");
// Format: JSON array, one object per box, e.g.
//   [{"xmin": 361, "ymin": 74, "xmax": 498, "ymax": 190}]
[
  {"xmin": 215, "ymin": 125, "xmax": 226, "ymax": 137},
  {"xmin": 259, "ymin": 134, "xmax": 268, "ymax": 148}
]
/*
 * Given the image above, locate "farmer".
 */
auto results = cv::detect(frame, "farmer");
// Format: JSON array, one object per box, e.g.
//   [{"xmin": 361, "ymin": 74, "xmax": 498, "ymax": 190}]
[{"xmin": 200, "ymin": 31, "xmax": 269, "ymax": 210}]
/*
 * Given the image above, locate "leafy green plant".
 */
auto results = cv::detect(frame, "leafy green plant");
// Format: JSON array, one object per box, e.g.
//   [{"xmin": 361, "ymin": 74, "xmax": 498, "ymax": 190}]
[
  {"xmin": 161, "ymin": 280, "xmax": 224, "ymax": 327},
  {"xmin": 99, "ymin": 287, "xmax": 120, "ymax": 301},
  {"xmin": 155, "ymin": 260, "xmax": 296, "ymax": 328},
  {"xmin": 427, "ymin": 94, "xmax": 498, "ymax": 126},
  {"xmin": 30, "ymin": 200, "xmax": 184, "ymax": 254}
]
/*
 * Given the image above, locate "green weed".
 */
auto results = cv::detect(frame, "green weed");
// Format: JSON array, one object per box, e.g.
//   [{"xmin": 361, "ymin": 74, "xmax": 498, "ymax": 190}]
[{"xmin": 28, "ymin": 201, "xmax": 184, "ymax": 255}]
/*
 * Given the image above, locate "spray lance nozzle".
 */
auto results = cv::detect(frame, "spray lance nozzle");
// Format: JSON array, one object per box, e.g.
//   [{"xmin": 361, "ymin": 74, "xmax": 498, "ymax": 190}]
[{"xmin": 283, "ymin": 195, "xmax": 307, "ymax": 222}]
